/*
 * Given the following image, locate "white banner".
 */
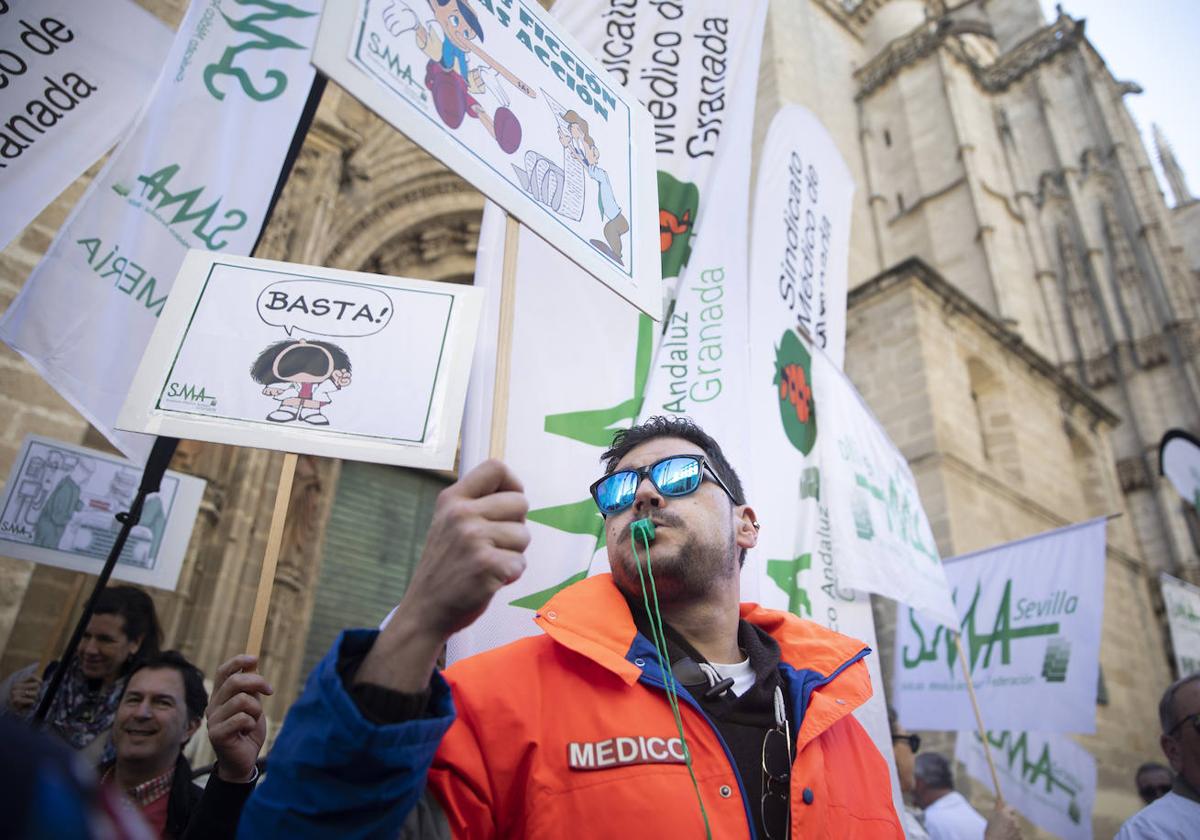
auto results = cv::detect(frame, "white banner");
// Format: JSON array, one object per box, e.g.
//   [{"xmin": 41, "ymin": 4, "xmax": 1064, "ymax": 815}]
[
  {"xmin": 0, "ymin": 0, "xmax": 321, "ymax": 464},
  {"xmin": 313, "ymin": 0, "xmax": 661, "ymax": 318},
  {"xmin": 635, "ymin": 1, "xmax": 767, "ymax": 503},
  {"xmin": 450, "ymin": 0, "xmax": 769, "ymax": 660},
  {"xmin": 118, "ymin": 251, "xmax": 482, "ymax": 470},
  {"xmin": 0, "ymin": 0, "xmax": 171, "ymax": 250},
  {"xmin": 1162, "ymin": 573, "xmax": 1200, "ymax": 677},
  {"xmin": 555, "ymin": 1, "xmax": 768, "ymax": 299},
  {"xmin": 748, "ymin": 105, "xmax": 854, "ymax": 369},
  {"xmin": 0, "ymin": 435, "xmax": 204, "ymax": 591},
  {"xmin": 746, "ymin": 324, "xmax": 956, "ymax": 626},
  {"xmin": 956, "ymin": 730, "xmax": 1096, "ymax": 840},
  {"xmin": 895, "ymin": 519, "xmax": 1107, "ymax": 733}
]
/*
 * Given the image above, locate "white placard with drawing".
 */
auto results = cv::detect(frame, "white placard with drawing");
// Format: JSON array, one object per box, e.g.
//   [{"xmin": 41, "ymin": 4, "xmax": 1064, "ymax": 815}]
[
  {"xmin": 312, "ymin": 0, "xmax": 662, "ymax": 319},
  {"xmin": 117, "ymin": 250, "xmax": 484, "ymax": 470},
  {"xmin": 0, "ymin": 436, "xmax": 204, "ymax": 591}
]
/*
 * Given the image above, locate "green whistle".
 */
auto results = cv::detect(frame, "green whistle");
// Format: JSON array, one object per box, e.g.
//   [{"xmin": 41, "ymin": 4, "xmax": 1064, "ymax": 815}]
[{"xmin": 630, "ymin": 518, "xmax": 656, "ymax": 542}]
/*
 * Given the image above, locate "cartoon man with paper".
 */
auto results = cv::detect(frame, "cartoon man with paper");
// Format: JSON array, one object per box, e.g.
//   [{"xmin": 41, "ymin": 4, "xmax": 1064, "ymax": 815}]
[
  {"xmin": 413, "ymin": 0, "xmax": 536, "ymax": 154},
  {"xmin": 250, "ymin": 339, "xmax": 352, "ymax": 426},
  {"xmin": 562, "ymin": 110, "xmax": 630, "ymax": 266},
  {"xmin": 511, "ymin": 90, "xmax": 587, "ymax": 222},
  {"xmin": 33, "ymin": 457, "xmax": 94, "ymax": 549}
]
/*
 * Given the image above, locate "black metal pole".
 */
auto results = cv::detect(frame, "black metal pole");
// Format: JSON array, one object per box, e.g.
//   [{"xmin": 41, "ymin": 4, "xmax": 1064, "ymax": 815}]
[
  {"xmin": 251, "ymin": 73, "xmax": 327, "ymax": 256},
  {"xmin": 33, "ymin": 436, "xmax": 180, "ymax": 724}
]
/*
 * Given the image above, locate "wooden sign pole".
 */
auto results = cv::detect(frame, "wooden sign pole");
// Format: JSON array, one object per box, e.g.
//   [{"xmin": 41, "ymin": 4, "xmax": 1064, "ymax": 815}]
[
  {"xmin": 488, "ymin": 214, "xmax": 520, "ymax": 461},
  {"xmin": 246, "ymin": 452, "xmax": 298, "ymax": 658},
  {"xmin": 955, "ymin": 632, "xmax": 1004, "ymax": 801}
]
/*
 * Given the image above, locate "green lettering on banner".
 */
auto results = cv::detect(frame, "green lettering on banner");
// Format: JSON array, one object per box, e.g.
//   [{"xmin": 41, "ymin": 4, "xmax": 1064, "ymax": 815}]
[
  {"xmin": 852, "ymin": 470, "xmax": 937, "ymax": 562},
  {"xmin": 203, "ymin": 0, "xmax": 316, "ymax": 102},
  {"xmin": 76, "ymin": 236, "xmax": 168, "ymax": 316},
  {"xmin": 509, "ymin": 314, "xmax": 654, "ymax": 610},
  {"xmin": 135, "ymin": 164, "xmax": 248, "ymax": 250},
  {"xmin": 901, "ymin": 579, "xmax": 1061, "ymax": 677},
  {"xmin": 980, "ymin": 731, "xmax": 1080, "ymax": 819}
]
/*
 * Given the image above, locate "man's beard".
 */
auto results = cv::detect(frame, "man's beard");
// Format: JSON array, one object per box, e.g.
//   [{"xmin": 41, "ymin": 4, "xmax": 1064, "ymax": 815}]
[{"xmin": 610, "ymin": 516, "xmax": 738, "ymax": 604}]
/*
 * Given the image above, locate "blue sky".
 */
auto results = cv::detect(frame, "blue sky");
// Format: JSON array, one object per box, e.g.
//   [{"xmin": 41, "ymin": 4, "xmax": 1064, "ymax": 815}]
[{"xmin": 1039, "ymin": 0, "xmax": 1200, "ymax": 207}]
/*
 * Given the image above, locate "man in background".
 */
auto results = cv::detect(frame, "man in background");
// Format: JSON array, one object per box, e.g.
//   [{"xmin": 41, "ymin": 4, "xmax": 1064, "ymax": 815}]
[
  {"xmin": 1134, "ymin": 761, "xmax": 1173, "ymax": 805},
  {"xmin": 1116, "ymin": 673, "xmax": 1200, "ymax": 838},
  {"xmin": 915, "ymin": 752, "xmax": 987, "ymax": 840},
  {"xmin": 102, "ymin": 651, "xmax": 271, "ymax": 838}
]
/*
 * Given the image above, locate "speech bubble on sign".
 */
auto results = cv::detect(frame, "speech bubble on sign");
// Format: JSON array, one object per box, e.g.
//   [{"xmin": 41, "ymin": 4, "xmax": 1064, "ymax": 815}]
[{"xmin": 257, "ymin": 280, "xmax": 394, "ymax": 338}]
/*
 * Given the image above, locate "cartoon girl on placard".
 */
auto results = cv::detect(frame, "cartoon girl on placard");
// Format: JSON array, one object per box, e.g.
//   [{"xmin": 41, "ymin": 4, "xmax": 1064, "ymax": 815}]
[{"xmin": 249, "ymin": 339, "xmax": 352, "ymax": 426}]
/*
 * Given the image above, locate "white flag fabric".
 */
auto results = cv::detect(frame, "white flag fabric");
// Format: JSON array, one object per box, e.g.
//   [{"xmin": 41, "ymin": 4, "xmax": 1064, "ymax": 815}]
[
  {"xmin": 450, "ymin": 0, "xmax": 769, "ymax": 662},
  {"xmin": 0, "ymin": 0, "xmax": 320, "ymax": 463},
  {"xmin": 1161, "ymin": 572, "xmax": 1200, "ymax": 677},
  {"xmin": 635, "ymin": 0, "xmax": 768, "ymax": 503},
  {"xmin": 0, "ymin": 0, "xmax": 171, "ymax": 249},
  {"xmin": 554, "ymin": 0, "xmax": 769, "ymax": 299},
  {"xmin": 895, "ymin": 518, "xmax": 1107, "ymax": 733},
  {"xmin": 746, "ymin": 322, "xmax": 957, "ymax": 626},
  {"xmin": 956, "ymin": 730, "xmax": 1096, "ymax": 840},
  {"xmin": 748, "ymin": 106, "xmax": 854, "ymax": 369}
]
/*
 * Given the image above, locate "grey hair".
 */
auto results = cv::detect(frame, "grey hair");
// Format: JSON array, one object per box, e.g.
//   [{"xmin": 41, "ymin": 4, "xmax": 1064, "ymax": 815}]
[
  {"xmin": 1159, "ymin": 672, "xmax": 1200, "ymax": 734},
  {"xmin": 914, "ymin": 752, "xmax": 955, "ymax": 790}
]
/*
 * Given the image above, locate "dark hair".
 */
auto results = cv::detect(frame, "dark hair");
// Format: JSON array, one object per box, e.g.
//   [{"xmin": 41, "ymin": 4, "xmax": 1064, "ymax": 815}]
[
  {"xmin": 914, "ymin": 752, "xmax": 954, "ymax": 790},
  {"xmin": 887, "ymin": 705, "xmax": 899, "ymax": 735},
  {"xmin": 249, "ymin": 339, "xmax": 351, "ymax": 385},
  {"xmin": 602, "ymin": 416, "xmax": 746, "ymax": 505},
  {"xmin": 434, "ymin": 0, "xmax": 484, "ymax": 41},
  {"xmin": 602, "ymin": 417, "xmax": 749, "ymax": 565},
  {"xmin": 1135, "ymin": 761, "xmax": 1171, "ymax": 779},
  {"xmin": 127, "ymin": 650, "xmax": 208, "ymax": 724},
  {"xmin": 1159, "ymin": 672, "xmax": 1200, "ymax": 734},
  {"xmin": 93, "ymin": 585, "xmax": 162, "ymax": 664}
]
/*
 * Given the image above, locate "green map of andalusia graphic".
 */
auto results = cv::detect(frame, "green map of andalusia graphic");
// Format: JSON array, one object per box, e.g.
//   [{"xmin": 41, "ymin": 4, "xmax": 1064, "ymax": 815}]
[
  {"xmin": 774, "ymin": 330, "xmax": 817, "ymax": 455},
  {"xmin": 767, "ymin": 553, "xmax": 814, "ymax": 618}
]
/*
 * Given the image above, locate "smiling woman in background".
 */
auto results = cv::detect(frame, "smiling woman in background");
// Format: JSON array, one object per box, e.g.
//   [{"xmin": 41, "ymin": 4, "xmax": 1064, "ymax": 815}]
[{"xmin": 2, "ymin": 585, "xmax": 162, "ymax": 764}]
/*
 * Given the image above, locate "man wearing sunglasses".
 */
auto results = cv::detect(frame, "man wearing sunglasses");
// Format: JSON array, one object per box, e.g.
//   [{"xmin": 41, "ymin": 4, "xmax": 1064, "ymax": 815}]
[
  {"xmin": 1116, "ymin": 673, "xmax": 1200, "ymax": 839},
  {"xmin": 241, "ymin": 416, "xmax": 903, "ymax": 838}
]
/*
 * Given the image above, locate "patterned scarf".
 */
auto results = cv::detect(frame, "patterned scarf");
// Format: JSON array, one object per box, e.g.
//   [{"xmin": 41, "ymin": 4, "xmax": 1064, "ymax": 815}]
[{"xmin": 38, "ymin": 658, "xmax": 128, "ymax": 751}]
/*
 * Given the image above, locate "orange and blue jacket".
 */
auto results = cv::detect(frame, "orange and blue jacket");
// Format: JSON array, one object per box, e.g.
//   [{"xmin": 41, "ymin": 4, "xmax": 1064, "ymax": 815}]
[{"xmin": 242, "ymin": 573, "xmax": 904, "ymax": 839}]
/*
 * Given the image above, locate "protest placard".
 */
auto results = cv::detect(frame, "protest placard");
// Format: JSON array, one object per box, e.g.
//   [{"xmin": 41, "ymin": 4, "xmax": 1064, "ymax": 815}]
[
  {"xmin": 0, "ymin": 0, "xmax": 170, "ymax": 249},
  {"xmin": 0, "ymin": 435, "xmax": 203, "ymax": 591},
  {"xmin": 895, "ymin": 519, "xmax": 1107, "ymax": 733},
  {"xmin": 117, "ymin": 250, "xmax": 483, "ymax": 470},
  {"xmin": 312, "ymin": 0, "xmax": 661, "ymax": 318}
]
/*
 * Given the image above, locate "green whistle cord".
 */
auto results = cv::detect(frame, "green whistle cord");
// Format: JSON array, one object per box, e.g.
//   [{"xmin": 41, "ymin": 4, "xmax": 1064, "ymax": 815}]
[{"xmin": 631, "ymin": 526, "xmax": 714, "ymax": 840}]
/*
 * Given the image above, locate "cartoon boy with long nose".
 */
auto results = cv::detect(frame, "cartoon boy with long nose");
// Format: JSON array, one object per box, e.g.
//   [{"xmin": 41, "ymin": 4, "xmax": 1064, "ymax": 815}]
[{"xmin": 250, "ymin": 339, "xmax": 352, "ymax": 426}]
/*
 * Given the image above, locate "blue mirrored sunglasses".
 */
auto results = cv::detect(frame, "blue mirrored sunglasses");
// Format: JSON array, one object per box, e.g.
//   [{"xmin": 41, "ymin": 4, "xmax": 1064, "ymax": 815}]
[{"xmin": 589, "ymin": 454, "xmax": 737, "ymax": 517}]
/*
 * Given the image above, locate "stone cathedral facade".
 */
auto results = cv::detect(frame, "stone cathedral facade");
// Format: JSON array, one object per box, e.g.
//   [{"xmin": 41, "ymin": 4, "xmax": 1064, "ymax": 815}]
[{"xmin": 0, "ymin": 0, "xmax": 1195, "ymax": 835}]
